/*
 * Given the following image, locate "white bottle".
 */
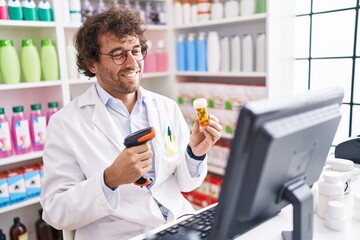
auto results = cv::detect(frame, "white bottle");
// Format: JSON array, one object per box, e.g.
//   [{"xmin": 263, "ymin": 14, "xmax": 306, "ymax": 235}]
[
  {"xmin": 242, "ymin": 34, "xmax": 254, "ymax": 72},
  {"xmin": 197, "ymin": 0, "xmax": 211, "ymax": 22},
  {"xmin": 174, "ymin": 0, "xmax": 183, "ymax": 26},
  {"xmin": 182, "ymin": 0, "xmax": 191, "ymax": 25},
  {"xmin": 61, "ymin": 0, "xmax": 70, "ymax": 23},
  {"xmin": 255, "ymin": 33, "xmax": 266, "ymax": 72},
  {"xmin": 324, "ymin": 201, "xmax": 346, "ymax": 231},
  {"xmin": 66, "ymin": 38, "xmax": 78, "ymax": 80},
  {"xmin": 207, "ymin": 31, "xmax": 220, "ymax": 72},
  {"xmin": 69, "ymin": 0, "xmax": 82, "ymax": 23},
  {"xmin": 240, "ymin": 0, "xmax": 255, "ymax": 16},
  {"xmin": 317, "ymin": 171, "xmax": 344, "ymax": 219},
  {"xmin": 225, "ymin": 0, "xmax": 239, "ymax": 18},
  {"xmin": 220, "ymin": 36, "xmax": 230, "ymax": 72},
  {"xmin": 191, "ymin": 0, "xmax": 198, "ymax": 23},
  {"xmin": 231, "ymin": 35, "xmax": 241, "ymax": 72},
  {"xmin": 211, "ymin": 0, "xmax": 223, "ymax": 20}
]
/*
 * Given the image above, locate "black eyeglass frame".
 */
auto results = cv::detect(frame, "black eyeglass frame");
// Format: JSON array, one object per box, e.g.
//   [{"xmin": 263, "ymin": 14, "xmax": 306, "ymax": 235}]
[{"xmin": 99, "ymin": 45, "xmax": 147, "ymax": 66}]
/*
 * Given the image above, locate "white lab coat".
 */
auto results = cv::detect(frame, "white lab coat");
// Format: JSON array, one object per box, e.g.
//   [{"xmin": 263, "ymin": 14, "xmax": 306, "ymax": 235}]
[{"xmin": 40, "ymin": 85, "xmax": 207, "ymax": 240}]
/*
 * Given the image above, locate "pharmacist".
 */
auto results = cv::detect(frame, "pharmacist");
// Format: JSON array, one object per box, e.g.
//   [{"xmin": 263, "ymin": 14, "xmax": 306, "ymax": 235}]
[{"xmin": 40, "ymin": 4, "xmax": 222, "ymax": 240}]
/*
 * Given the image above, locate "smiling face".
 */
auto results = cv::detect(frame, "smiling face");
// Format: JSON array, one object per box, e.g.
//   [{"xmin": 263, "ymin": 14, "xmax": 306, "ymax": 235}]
[{"xmin": 89, "ymin": 33, "xmax": 144, "ymax": 100}]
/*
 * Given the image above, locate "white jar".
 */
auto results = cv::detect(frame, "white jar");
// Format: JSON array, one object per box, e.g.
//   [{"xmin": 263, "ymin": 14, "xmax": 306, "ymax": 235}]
[
  {"xmin": 324, "ymin": 200, "xmax": 346, "ymax": 231},
  {"xmin": 207, "ymin": 31, "xmax": 220, "ymax": 72},
  {"xmin": 317, "ymin": 171, "xmax": 344, "ymax": 219},
  {"xmin": 225, "ymin": 0, "xmax": 239, "ymax": 18}
]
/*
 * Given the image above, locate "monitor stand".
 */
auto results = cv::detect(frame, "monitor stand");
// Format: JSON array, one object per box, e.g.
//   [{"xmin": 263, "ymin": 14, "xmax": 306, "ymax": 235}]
[{"xmin": 281, "ymin": 180, "xmax": 313, "ymax": 240}]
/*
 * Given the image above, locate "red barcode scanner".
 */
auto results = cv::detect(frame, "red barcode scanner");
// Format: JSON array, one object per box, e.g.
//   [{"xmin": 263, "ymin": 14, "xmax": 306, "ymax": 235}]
[{"xmin": 124, "ymin": 127, "xmax": 155, "ymax": 187}]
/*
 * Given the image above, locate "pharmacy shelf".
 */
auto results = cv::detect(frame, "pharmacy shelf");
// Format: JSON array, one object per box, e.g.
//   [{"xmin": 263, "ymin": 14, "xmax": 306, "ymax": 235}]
[
  {"xmin": 0, "ymin": 81, "xmax": 62, "ymax": 90},
  {"xmin": 0, "ymin": 152, "xmax": 43, "ymax": 167},
  {"xmin": 208, "ymin": 164, "xmax": 225, "ymax": 176},
  {"xmin": 176, "ymin": 71, "xmax": 266, "ymax": 78},
  {"xmin": 173, "ymin": 13, "xmax": 266, "ymax": 30},
  {"xmin": 0, "ymin": 197, "xmax": 40, "ymax": 215},
  {"xmin": 0, "ymin": 20, "xmax": 56, "ymax": 29}
]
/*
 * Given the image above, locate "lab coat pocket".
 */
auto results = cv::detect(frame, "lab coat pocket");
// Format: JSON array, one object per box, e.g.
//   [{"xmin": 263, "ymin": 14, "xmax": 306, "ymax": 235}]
[{"xmin": 97, "ymin": 219, "xmax": 143, "ymax": 240}]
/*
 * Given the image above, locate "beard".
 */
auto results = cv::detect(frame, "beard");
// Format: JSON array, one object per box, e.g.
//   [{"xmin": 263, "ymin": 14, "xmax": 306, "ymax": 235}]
[{"xmin": 97, "ymin": 63, "xmax": 142, "ymax": 95}]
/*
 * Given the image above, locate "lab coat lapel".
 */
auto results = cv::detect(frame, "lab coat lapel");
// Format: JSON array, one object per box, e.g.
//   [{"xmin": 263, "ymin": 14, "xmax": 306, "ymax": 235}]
[{"xmin": 81, "ymin": 85, "xmax": 125, "ymax": 151}]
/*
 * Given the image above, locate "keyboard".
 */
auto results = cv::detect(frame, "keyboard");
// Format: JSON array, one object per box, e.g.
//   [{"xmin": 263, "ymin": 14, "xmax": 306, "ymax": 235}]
[{"xmin": 146, "ymin": 205, "xmax": 217, "ymax": 240}]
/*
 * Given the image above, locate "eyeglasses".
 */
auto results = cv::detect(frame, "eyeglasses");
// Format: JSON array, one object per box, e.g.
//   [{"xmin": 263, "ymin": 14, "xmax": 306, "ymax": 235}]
[{"xmin": 99, "ymin": 45, "xmax": 147, "ymax": 66}]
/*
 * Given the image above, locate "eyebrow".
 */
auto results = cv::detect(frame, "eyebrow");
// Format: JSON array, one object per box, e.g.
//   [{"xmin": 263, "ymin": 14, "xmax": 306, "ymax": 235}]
[{"xmin": 108, "ymin": 44, "xmax": 142, "ymax": 55}]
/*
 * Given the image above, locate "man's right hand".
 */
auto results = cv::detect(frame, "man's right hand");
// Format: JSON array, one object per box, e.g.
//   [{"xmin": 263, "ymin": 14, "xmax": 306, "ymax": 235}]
[{"xmin": 103, "ymin": 142, "xmax": 153, "ymax": 189}]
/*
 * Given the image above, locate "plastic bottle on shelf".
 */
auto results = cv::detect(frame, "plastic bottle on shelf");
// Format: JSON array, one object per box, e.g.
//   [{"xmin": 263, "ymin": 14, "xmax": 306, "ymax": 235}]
[
  {"xmin": 0, "ymin": 229, "xmax": 5, "ymax": 240},
  {"xmin": 186, "ymin": 33, "xmax": 197, "ymax": 71},
  {"xmin": 240, "ymin": 0, "xmax": 255, "ymax": 16},
  {"xmin": 225, "ymin": 0, "xmax": 239, "ymax": 18},
  {"xmin": 143, "ymin": 40, "xmax": 157, "ymax": 73},
  {"xmin": 156, "ymin": 40, "xmax": 168, "ymax": 72},
  {"xmin": 66, "ymin": 38, "xmax": 78, "ymax": 80},
  {"xmin": 35, "ymin": 209, "xmax": 54, "ymax": 240},
  {"xmin": 29, "ymin": 103, "xmax": 46, "ymax": 151},
  {"xmin": 134, "ymin": 0, "xmax": 145, "ymax": 22},
  {"xmin": 220, "ymin": 36, "xmax": 230, "ymax": 72},
  {"xmin": 0, "ymin": 39, "xmax": 21, "ymax": 84},
  {"xmin": 81, "ymin": 0, "xmax": 94, "ymax": 22},
  {"xmin": 242, "ymin": 34, "xmax": 254, "ymax": 72},
  {"xmin": 173, "ymin": 0, "xmax": 183, "ymax": 26},
  {"xmin": 207, "ymin": 31, "xmax": 220, "ymax": 72},
  {"xmin": 7, "ymin": 0, "xmax": 22, "ymax": 20},
  {"xmin": 197, "ymin": 0, "xmax": 211, "ymax": 22},
  {"xmin": 156, "ymin": 2, "xmax": 166, "ymax": 25},
  {"xmin": 0, "ymin": 0, "xmax": 8, "ymax": 20},
  {"xmin": 37, "ymin": 0, "xmax": 53, "ymax": 21},
  {"xmin": 144, "ymin": 1, "xmax": 153, "ymax": 25},
  {"xmin": 40, "ymin": 39, "xmax": 59, "ymax": 81},
  {"xmin": 255, "ymin": 0, "xmax": 266, "ymax": 13},
  {"xmin": 256, "ymin": 33, "xmax": 266, "ymax": 72},
  {"xmin": 176, "ymin": 34, "xmax": 186, "ymax": 71},
  {"xmin": 231, "ymin": 35, "xmax": 241, "ymax": 72},
  {"xmin": 190, "ymin": 0, "xmax": 197, "ymax": 23},
  {"xmin": 46, "ymin": 101, "xmax": 58, "ymax": 125},
  {"xmin": 10, "ymin": 217, "xmax": 28, "ymax": 240},
  {"xmin": 317, "ymin": 171, "xmax": 344, "ymax": 219},
  {"xmin": 21, "ymin": 0, "xmax": 37, "ymax": 21},
  {"xmin": 196, "ymin": 32, "xmax": 207, "ymax": 71},
  {"xmin": 94, "ymin": 0, "xmax": 108, "ymax": 15},
  {"xmin": 69, "ymin": 0, "xmax": 82, "ymax": 23},
  {"xmin": 211, "ymin": 0, "xmax": 223, "ymax": 20},
  {"xmin": 11, "ymin": 106, "xmax": 32, "ymax": 155},
  {"xmin": 20, "ymin": 39, "xmax": 41, "ymax": 83},
  {"xmin": 0, "ymin": 107, "xmax": 13, "ymax": 158},
  {"xmin": 182, "ymin": 0, "xmax": 191, "ymax": 25}
]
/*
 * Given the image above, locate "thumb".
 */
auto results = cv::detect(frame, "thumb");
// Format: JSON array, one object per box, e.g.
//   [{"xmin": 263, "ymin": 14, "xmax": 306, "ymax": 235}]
[{"xmin": 192, "ymin": 119, "xmax": 201, "ymax": 133}]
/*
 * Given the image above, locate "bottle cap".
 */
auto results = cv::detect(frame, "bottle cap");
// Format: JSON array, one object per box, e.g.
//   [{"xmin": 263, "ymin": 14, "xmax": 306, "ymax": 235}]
[
  {"xmin": 12, "ymin": 106, "xmax": 24, "ymax": 113},
  {"xmin": 0, "ymin": 39, "xmax": 14, "ymax": 47},
  {"xmin": 13, "ymin": 216, "xmax": 20, "ymax": 224},
  {"xmin": 0, "ymin": 108, "xmax": 4, "ymax": 114},
  {"xmin": 22, "ymin": 39, "xmax": 35, "ymax": 47},
  {"xmin": 324, "ymin": 200, "xmax": 346, "ymax": 231},
  {"xmin": 41, "ymin": 39, "xmax": 54, "ymax": 47},
  {"xmin": 48, "ymin": 101, "xmax": 58, "ymax": 108},
  {"xmin": 193, "ymin": 98, "xmax": 208, "ymax": 109},
  {"xmin": 323, "ymin": 171, "xmax": 340, "ymax": 183},
  {"xmin": 31, "ymin": 103, "xmax": 41, "ymax": 110}
]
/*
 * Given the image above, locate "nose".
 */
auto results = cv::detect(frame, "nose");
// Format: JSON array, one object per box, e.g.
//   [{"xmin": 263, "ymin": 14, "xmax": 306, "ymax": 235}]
[{"xmin": 123, "ymin": 51, "xmax": 140, "ymax": 67}]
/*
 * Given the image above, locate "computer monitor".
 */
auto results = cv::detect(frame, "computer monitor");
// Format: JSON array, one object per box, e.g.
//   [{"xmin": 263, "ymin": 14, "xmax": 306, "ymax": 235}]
[{"xmin": 210, "ymin": 86, "xmax": 344, "ymax": 240}]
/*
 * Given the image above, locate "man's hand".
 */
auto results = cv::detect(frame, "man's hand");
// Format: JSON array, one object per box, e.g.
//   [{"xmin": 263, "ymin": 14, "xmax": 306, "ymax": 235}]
[{"xmin": 189, "ymin": 114, "xmax": 222, "ymax": 157}]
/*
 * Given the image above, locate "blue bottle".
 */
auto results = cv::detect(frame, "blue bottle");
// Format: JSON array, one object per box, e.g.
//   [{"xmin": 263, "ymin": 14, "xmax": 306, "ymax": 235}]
[
  {"xmin": 196, "ymin": 32, "xmax": 207, "ymax": 72},
  {"xmin": 176, "ymin": 34, "xmax": 186, "ymax": 71},
  {"xmin": 186, "ymin": 33, "xmax": 197, "ymax": 71}
]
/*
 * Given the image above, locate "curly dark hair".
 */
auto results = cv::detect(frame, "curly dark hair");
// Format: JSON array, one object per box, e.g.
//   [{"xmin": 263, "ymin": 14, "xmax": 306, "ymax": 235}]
[{"xmin": 74, "ymin": 4, "xmax": 148, "ymax": 78}]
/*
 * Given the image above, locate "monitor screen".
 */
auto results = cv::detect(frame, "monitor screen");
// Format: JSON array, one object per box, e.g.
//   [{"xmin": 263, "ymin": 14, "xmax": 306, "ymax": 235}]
[{"xmin": 210, "ymin": 86, "xmax": 344, "ymax": 240}]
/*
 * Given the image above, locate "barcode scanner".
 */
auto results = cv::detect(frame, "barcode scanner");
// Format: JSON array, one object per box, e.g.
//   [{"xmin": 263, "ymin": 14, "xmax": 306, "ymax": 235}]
[{"xmin": 123, "ymin": 127, "xmax": 155, "ymax": 187}]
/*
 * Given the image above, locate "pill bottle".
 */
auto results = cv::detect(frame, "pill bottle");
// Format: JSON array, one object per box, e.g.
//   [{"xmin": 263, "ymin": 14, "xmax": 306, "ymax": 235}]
[{"xmin": 193, "ymin": 98, "xmax": 209, "ymax": 127}]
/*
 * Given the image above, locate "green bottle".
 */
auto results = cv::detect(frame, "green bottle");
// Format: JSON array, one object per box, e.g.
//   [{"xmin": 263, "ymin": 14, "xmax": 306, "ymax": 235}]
[
  {"xmin": 21, "ymin": 39, "xmax": 41, "ymax": 82},
  {"xmin": 0, "ymin": 39, "xmax": 21, "ymax": 84},
  {"xmin": 40, "ymin": 39, "xmax": 59, "ymax": 81},
  {"xmin": 255, "ymin": 0, "xmax": 266, "ymax": 13}
]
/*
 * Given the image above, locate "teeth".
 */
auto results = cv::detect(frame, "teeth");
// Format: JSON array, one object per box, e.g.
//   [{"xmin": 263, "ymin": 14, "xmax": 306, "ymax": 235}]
[{"xmin": 123, "ymin": 72, "xmax": 137, "ymax": 78}]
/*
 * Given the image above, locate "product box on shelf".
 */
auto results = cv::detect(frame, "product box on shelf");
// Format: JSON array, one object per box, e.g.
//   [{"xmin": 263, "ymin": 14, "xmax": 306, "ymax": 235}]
[
  {"xmin": 0, "ymin": 172, "xmax": 10, "ymax": 208},
  {"xmin": 23, "ymin": 164, "xmax": 42, "ymax": 199},
  {"xmin": 6, "ymin": 168, "xmax": 27, "ymax": 204}
]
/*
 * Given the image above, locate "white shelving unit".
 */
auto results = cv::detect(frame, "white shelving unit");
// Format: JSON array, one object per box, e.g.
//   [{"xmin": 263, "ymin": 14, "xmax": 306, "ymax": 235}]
[{"xmin": 0, "ymin": 0, "xmax": 295, "ymax": 238}]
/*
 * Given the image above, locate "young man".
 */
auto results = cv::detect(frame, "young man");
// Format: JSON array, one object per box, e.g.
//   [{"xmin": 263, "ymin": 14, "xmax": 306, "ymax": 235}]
[{"xmin": 40, "ymin": 4, "xmax": 222, "ymax": 240}]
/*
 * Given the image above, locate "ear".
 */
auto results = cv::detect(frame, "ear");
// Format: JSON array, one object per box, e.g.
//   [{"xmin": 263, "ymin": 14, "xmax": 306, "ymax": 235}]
[{"xmin": 87, "ymin": 60, "xmax": 98, "ymax": 74}]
